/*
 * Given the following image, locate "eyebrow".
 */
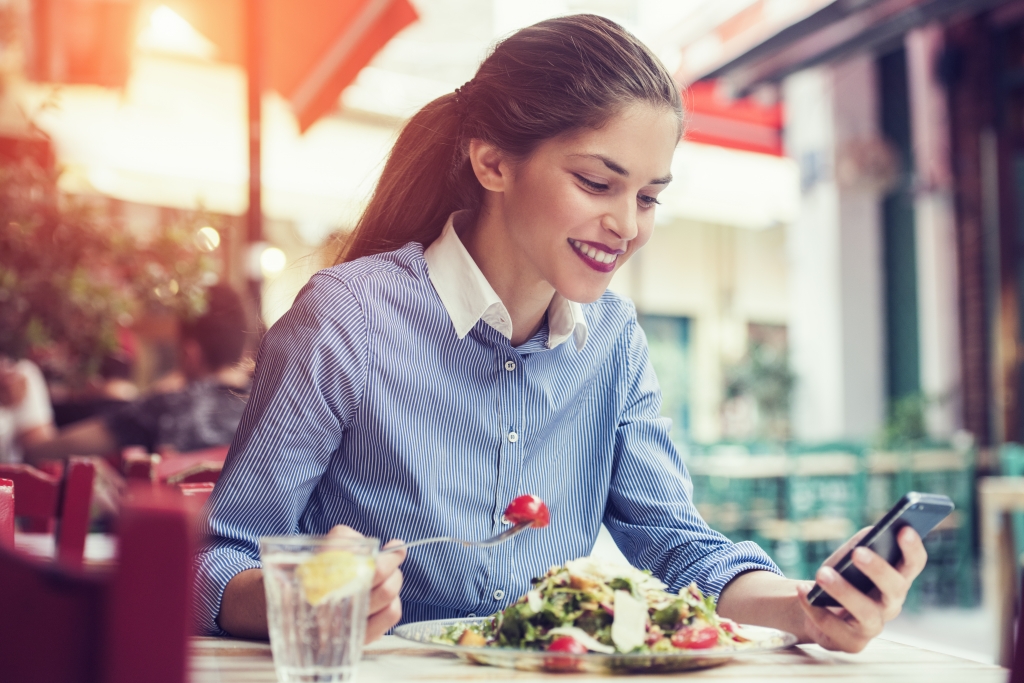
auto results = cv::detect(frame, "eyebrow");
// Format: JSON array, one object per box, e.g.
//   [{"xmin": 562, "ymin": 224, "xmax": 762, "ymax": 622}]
[{"xmin": 570, "ymin": 153, "xmax": 673, "ymax": 185}]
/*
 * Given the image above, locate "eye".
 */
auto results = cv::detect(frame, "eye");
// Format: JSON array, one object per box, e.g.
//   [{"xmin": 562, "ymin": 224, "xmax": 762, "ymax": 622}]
[
  {"xmin": 573, "ymin": 173, "xmax": 609, "ymax": 192},
  {"xmin": 638, "ymin": 194, "xmax": 661, "ymax": 208}
]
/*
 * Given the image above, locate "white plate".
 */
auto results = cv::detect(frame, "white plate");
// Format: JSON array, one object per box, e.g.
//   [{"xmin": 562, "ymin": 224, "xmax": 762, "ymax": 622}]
[{"xmin": 394, "ymin": 617, "xmax": 798, "ymax": 674}]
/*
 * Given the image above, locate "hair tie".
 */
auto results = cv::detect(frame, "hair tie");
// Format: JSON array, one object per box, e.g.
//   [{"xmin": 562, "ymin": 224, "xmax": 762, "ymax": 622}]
[{"xmin": 454, "ymin": 80, "xmax": 474, "ymax": 107}]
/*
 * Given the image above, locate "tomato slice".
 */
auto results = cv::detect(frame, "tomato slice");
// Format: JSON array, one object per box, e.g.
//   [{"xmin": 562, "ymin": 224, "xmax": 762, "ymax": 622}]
[
  {"xmin": 502, "ymin": 494, "xmax": 550, "ymax": 528},
  {"xmin": 670, "ymin": 626, "xmax": 719, "ymax": 650},
  {"xmin": 547, "ymin": 636, "xmax": 588, "ymax": 654}
]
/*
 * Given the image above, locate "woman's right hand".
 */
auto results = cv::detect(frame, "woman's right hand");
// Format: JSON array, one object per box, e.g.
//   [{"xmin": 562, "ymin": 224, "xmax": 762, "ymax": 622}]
[{"xmin": 326, "ymin": 525, "xmax": 407, "ymax": 642}]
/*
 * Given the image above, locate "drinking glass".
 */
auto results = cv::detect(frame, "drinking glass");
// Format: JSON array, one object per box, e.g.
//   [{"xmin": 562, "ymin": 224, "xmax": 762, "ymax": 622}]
[{"xmin": 260, "ymin": 535, "xmax": 378, "ymax": 683}]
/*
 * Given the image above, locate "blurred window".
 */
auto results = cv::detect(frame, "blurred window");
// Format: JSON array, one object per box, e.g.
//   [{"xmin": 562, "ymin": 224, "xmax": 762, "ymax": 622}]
[{"xmin": 638, "ymin": 314, "xmax": 691, "ymax": 442}]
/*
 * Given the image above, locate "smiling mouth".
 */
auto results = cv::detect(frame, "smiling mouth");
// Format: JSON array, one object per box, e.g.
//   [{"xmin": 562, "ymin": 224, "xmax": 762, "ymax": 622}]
[{"xmin": 569, "ymin": 239, "xmax": 619, "ymax": 273}]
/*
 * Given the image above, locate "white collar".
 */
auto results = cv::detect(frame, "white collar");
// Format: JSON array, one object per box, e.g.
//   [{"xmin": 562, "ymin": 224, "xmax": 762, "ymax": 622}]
[{"xmin": 424, "ymin": 212, "xmax": 588, "ymax": 351}]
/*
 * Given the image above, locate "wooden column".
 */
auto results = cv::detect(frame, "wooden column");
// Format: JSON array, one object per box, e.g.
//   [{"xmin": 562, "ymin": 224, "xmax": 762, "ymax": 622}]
[{"xmin": 946, "ymin": 17, "xmax": 997, "ymax": 444}]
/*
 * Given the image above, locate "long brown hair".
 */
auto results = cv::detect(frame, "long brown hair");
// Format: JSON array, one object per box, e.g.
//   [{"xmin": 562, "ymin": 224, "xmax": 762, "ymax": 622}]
[{"xmin": 334, "ymin": 14, "xmax": 682, "ymax": 264}]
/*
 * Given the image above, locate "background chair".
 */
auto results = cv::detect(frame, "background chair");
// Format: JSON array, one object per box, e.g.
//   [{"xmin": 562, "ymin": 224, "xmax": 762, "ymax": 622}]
[
  {"xmin": 1001, "ymin": 443, "xmax": 1024, "ymax": 587},
  {"xmin": 1013, "ymin": 573, "xmax": 1024, "ymax": 683},
  {"xmin": 0, "ymin": 458, "xmax": 94, "ymax": 568},
  {"xmin": 756, "ymin": 448, "xmax": 865, "ymax": 580},
  {"xmin": 0, "ymin": 486, "xmax": 194, "ymax": 683},
  {"xmin": 1, "ymin": 477, "xmax": 13, "ymax": 546}
]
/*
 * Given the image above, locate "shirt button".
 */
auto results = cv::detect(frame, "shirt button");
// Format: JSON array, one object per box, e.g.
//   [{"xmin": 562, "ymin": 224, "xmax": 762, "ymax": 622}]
[
  {"xmin": 493, "ymin": 589, "xmax": 505, "ymax": 600},
  {"xmin": 505, "ymin": 360, "xmax": 516, "ymax": 372},
  {"xmin": 507, "ymin": 432, "xmax": 519, "ymax": 443}
]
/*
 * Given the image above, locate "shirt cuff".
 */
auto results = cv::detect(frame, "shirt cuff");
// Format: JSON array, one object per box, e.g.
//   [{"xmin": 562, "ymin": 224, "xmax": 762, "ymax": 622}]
[
  {"xmin": 192, "ymin": 547, "xmax": 262, "ymax": 636},
  {"xmin": 692, "ymin": 540, "xmax": 783, "ymax": 599}
]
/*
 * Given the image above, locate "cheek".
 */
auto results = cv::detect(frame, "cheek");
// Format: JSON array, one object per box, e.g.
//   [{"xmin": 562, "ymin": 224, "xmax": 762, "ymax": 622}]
[{"xmin": 631, "ymin": 217, "xmax": 656, "ymax": 251}]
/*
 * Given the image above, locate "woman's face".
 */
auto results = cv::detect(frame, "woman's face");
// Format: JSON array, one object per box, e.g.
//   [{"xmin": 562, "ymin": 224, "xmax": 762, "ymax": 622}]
[{"xmin": 498, "ymin": 103, "xmax": 679, "ymax": 304}]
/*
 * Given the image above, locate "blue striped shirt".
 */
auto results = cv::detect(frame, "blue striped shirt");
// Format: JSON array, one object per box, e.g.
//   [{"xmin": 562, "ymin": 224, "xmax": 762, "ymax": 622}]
[{"xmin": 193, "ymin": 224, "xmax": 780, "ymax": 636}]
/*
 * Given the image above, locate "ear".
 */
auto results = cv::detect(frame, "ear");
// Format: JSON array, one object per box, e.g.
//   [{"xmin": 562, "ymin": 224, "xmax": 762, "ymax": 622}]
[{"xmin": 468, "ymin": 139, "xmax": 509, "ymax": 193}]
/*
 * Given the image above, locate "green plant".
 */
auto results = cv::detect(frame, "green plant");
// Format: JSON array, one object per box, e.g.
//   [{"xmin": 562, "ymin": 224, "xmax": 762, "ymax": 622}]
[
  {"xmin": 724, "ymin": 341, "xmax": 795, "ymax": 441},
  {"xmin": 0, "ymin": 156, "xmax": 220, "ymax": 386},
  {"xmin": 878, "ymin": 393, "xmax": 928, "ymax": 449}
]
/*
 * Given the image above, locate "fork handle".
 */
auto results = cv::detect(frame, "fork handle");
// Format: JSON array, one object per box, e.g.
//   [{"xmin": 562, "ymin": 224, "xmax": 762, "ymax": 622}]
[
  {"xmin": 381, "ymin": 535, "xmax": 459, "ymax": 553},
  {"xmin": 380, "ymin": 522, "xmax": 531, "ymax": 554}
]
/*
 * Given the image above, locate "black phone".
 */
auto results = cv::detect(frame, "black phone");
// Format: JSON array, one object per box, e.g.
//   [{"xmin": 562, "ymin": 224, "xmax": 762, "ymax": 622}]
[{"xmin": 806, "ymin": 492, "xmax": 954, "ymax": 608}]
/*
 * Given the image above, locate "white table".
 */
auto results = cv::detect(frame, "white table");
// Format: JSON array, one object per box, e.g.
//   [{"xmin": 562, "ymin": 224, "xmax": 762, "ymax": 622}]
[{"xmin": 189, "ymin": 635, "xmax": 1008, "ymax": 682}]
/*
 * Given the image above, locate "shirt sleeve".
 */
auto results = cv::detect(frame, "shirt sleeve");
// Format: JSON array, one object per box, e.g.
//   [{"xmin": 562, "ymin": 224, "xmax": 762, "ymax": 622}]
[
  {"xmin": 12, "ymin": 360, "xmax": 53, "ymax": 432},
  {"xmin": 192, "ymin": 274, "xmax": 371, "ymax": 636},
  {"xmin": 603, "ymin": 316, "xmax": 781, "ymax": 599}
]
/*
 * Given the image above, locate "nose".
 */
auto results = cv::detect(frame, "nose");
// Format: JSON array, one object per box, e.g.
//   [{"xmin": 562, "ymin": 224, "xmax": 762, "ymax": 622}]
[{"xmin": 601, "ymin": 198, "xmax": 639, "ymax": 242}]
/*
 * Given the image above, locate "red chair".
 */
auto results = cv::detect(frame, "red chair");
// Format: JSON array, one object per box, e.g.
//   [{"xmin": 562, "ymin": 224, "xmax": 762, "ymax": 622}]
[
  {"xmin": 0, "ymin": 458, "xmax": 95, "ymax": 568},
  {"xmin": 122, "ymin": 446, "xmax": 160, "ymax": 482},
  {"xmin": 0, "ymin": 477, "xmax": 13, "ymax": 546},
  {"xmin": 0, "ymin": 486, "xmax": 193, "ymax": 683}
]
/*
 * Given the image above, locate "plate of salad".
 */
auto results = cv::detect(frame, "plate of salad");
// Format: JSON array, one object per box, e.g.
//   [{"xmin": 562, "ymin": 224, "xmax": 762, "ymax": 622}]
[{"xmin": 394, "ymin": 557, "xmax": 797, "ymax": 673}]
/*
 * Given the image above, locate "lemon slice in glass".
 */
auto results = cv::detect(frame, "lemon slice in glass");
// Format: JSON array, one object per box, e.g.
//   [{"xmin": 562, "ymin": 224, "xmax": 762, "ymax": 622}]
[{"xmin": 296, "ymin": 550, "xmax": 375, "ymax": 606}]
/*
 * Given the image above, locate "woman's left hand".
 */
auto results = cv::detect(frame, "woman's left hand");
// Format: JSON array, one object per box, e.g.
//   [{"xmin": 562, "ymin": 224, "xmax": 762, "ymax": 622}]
[{"xmin": 794, "ymin": 526, "xmax": 927, "ymax": 652}]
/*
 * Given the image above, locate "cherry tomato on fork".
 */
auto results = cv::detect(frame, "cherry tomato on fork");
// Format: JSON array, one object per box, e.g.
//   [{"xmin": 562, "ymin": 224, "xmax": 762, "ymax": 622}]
[
  {"xmin": 670, "ymin": 626, "xmax": 719, "ymax": 650},
  {"xmin": 502, "ymin": 495, "xmax": 550, "ymax": 528}
]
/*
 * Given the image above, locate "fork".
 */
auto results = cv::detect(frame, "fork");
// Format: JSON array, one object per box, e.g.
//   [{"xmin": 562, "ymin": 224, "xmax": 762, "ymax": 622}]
[{"xmin": 381, "ymin": 521, "xmax": 533, "ymax": 553}]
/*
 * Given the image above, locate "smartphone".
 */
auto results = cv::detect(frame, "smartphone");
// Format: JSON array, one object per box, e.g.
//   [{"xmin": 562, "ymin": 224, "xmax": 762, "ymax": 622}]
[{"xmin": 806, "ymin": 492, "xmax": 954, "ymax": 608}]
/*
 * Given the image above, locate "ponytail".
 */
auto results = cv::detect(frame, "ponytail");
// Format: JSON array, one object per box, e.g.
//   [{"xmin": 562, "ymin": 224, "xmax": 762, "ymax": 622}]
[
  {"xmin": 335, "ymin": 14, "xmax": 682, "ymax": 265},
  {"xmin": 334, "ymin": 93, "xmax": 479, "ymax": 263}
]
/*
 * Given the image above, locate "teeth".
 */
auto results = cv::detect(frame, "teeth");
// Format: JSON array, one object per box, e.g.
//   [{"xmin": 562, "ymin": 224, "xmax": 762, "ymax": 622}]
[{"xmin": 571, "ymin": 239, "xmax": 615, "ymax": 265}]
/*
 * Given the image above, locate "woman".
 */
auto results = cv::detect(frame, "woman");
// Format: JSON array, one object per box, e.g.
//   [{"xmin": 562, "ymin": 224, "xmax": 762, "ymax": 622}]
[{"xmin": 196, "ymin": 15, "xmax": 925, "ymax": 653}]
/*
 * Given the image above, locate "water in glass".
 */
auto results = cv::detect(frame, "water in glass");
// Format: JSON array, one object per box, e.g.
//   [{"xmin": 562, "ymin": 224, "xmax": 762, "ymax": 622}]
[{"xmin": 261, "ymin": 536, "xmax": 377, "ymax": 683}]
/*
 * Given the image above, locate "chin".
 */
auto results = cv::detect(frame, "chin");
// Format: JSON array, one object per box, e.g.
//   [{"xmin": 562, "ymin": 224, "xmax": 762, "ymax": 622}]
[{"xmin": 558, "ymin": 281, "xmax": 610, "ymax": 305}]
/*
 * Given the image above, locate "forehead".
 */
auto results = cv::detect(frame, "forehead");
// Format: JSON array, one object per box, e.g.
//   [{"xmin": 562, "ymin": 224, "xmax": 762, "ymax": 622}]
[{"xmin": 543, "ymin": 103, "xmax": 680, "ymax": 178}]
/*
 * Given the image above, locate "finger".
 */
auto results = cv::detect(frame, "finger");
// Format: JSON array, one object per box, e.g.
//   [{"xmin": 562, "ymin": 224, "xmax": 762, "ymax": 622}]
[
  {"xmin": 796, "ymin": 582, "xmax": 870, "ymax": 653},
  {"xmin": 326, "ymin": 524, "xmax": 362, "ymax": 539},
  {"xmin": 811, "ymin": 566, "xmax": 884, "ymax": 636},
  {"xmin": 373, "ymin": 539, "xmax": 407, "ymax": 588},
  {"xmin": 850, "ymin": 547, "xmax": 909, "ymax": 614},
  {"xmin": 369, "ymin": 568, "xmax": 403, "ymax": 614},
  {"xmin": 365, "ymin": 596, "xmax": 402, "ymax": 644},
  {"xmin": 894, "ymin": 527, "xmax": 928, "ymax": 580},
  {"xmin": 823, "ymin": 527, "xmax": 872, "ymax": 568}
]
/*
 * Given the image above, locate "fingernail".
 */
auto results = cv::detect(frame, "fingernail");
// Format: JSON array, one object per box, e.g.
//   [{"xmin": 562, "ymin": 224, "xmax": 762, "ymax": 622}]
[
  {"xmin": 817, "ymin": 567, "xmax": 836, "ymax": 584},
  {"xmin": 854, "ymin": 547, "xmax": 872, "ymax": 564}
]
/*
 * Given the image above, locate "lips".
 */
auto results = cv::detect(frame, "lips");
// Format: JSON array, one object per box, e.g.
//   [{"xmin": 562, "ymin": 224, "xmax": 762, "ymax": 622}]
[{"xmin": 569, "ymin": 239, "xmax": 620, "ymax": 273}]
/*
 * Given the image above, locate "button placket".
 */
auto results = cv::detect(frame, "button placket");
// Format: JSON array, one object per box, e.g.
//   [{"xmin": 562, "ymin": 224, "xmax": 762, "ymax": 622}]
[{"xmin": 491, "ymin": 347, "xmax": 524, "ymax": 605}]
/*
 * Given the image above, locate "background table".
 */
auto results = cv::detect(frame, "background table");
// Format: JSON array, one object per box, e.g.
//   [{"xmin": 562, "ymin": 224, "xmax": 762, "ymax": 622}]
[{"xmin": 189, "ymin": 635, "xmax": 1008, "ymax": 682}]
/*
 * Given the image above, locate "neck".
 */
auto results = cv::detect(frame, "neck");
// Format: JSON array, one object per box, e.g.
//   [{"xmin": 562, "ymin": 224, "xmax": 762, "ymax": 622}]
[{"xmin": 461, "ymin": 204, "xmax": 554, "ymax": 346}]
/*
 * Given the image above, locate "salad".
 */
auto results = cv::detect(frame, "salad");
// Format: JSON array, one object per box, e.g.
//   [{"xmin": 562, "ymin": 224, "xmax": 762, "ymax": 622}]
[{"xmin": 435, "ymin": 558, "xmax": 752, "ymax": 655}]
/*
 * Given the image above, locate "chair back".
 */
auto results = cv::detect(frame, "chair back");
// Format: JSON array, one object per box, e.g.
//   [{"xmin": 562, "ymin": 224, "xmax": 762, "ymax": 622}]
[
  {"xmin": 0, "ymin": 487, "xmax": 192, "ymax": 683},
  {"xmin": 0, "ymin": 459, "xmax": 96, "ymax": 568},
  {"xmin": 122, "ymin": 446, "xmax": 160, "ymax": 482},
  {"xmin": 0, "ymin": 477, "xmax": 13, "ymax": 546},
  {"xmin": 1014, "ymin": 573, "xmax": 1024, "ymax": 683}
]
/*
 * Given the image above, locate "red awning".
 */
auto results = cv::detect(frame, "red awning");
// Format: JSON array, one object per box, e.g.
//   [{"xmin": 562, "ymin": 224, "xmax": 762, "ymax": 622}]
[
  {"xmin": 28, "ymin": 0, "xmax": 418, "ymax": 131},
  {"xmin": 684, "ymin": 80, "xmax": 784, "ymax": 157},
  {"xmin": 164, "ymin": 0, "xmax": 418, "ymax": 131}
]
